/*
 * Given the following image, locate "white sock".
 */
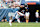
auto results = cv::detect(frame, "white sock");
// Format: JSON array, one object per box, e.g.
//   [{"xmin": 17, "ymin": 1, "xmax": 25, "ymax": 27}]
[
  {"xmin": 17, "ymin": 19, "xmax": 20, "ymax": 23},
  {"xmin": 9, "ymin": 22, "xmax": 12, "ymax": 26},
  {"xmin": 36, "ymin": 21, "xmax": 38, "ymax": 23},
  {"xmin": 10, "ymin": 23, "xmax": 12, "ymax": 26},
  {"xmin": 9, "ymin": 20, "xmax": 12, "ymax": 26}
]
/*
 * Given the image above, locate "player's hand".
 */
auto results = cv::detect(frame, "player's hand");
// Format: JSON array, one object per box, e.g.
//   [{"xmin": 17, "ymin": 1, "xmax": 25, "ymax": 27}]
[{"xmin": 38, "ymin": 16, "xmax": 40, "ymax": 18}]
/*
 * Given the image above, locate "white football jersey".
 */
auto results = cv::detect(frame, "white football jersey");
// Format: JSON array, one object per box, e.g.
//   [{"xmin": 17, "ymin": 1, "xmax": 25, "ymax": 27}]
[
  {"xmin": 35, "ymin": 12, "xmax": 39, "ymax": 18},
  {"xmin": 25, "ymin": 12, "xmax": 30, "ymax": 16}
]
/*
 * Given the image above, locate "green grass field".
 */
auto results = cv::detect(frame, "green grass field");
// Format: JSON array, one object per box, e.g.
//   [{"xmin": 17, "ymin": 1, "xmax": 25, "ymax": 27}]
[{"xmin": 0, "ymin": 22, "xmax": 40, "ymax": 27}]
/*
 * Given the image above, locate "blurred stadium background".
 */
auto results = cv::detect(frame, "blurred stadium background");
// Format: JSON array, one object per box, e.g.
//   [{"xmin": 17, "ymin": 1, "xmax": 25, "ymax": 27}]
[{"xmin": 0, "ymin": 0, "xmax": 40, "ymax": 27}]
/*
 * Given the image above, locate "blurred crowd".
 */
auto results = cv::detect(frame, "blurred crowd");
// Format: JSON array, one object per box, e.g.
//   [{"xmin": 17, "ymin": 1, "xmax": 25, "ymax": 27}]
[{"xmin": 0, "ymin": 0, "xmax": 24, "ymax": 9}]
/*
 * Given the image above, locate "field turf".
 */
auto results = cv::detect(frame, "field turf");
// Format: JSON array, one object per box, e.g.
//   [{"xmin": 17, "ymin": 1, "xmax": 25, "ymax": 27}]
[{"xmin": 0, "ymin": 22, "xmax": 40, "ymax": 27}]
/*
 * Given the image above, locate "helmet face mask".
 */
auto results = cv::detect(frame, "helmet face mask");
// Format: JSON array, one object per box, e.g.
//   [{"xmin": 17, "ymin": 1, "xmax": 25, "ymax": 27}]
[{"xmin": 25, "ymin": 6, "xmax": 27, "ymax": 9}]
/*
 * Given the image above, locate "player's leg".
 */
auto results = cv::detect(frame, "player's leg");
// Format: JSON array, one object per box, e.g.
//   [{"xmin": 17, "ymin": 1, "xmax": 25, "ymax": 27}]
[
  {"xmin": 15, "ymin": 11, "xmax": 21, "ymax": 23},
  {"xmin": 15, "ymin": 17, "xmax": 20, "ymax": 23},
  {"xmin": 26, "ymin": 19, "xmax": 29, "ymax": 23},
  {"xmin": 15, "ymin": 16, "xmax": 20, "ymax": 23},
  {"xmin": 17, "ymin": 18, "xmax": 20, "ymax": 23},
  {"xmin": 9, "ymin": 20, "xmax": 12, "ymax": 26},
  {"xmin": 9, "ymin": 17, "xmax": 12, "ymax": 26},
  {"xmin": 36, "ymin": 18, "xmax": 39, "ymax": 23},
  {"xmin": 26, "ymin": 16, "xmax": 29, "ymax": 23}
]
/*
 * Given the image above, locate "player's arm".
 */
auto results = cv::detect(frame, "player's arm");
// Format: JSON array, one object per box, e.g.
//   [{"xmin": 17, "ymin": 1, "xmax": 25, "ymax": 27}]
[
  {"xmin": 17, "ymin": 11, "xmax": 24, "ymax": 16},
  {"xmin": 17, "ymin": 11, "xmax": 22, "ymax": 16}
]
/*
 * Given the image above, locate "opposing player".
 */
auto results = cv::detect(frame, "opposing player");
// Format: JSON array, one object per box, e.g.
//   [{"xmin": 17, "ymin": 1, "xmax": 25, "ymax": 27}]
[
  {"xmin": 25, "ymin": 9, "xmax": 30, "ymax": 23},
  {"xmin": 15, "ymin": 11, "xmax": 24, "ymax": 23},
  {"xmin": 35, "ymin": 10, "xmax": 39, "ymax": 23},
  {"xmin": 9, "ymin": 16, "xmax": 12, "ymax": 26}
]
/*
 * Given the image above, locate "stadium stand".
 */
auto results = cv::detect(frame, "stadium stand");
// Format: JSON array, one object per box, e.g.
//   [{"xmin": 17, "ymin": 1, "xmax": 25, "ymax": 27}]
[{"xmin": 0, "ymin": 8, "xmax": 19, "ymax": 21}]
